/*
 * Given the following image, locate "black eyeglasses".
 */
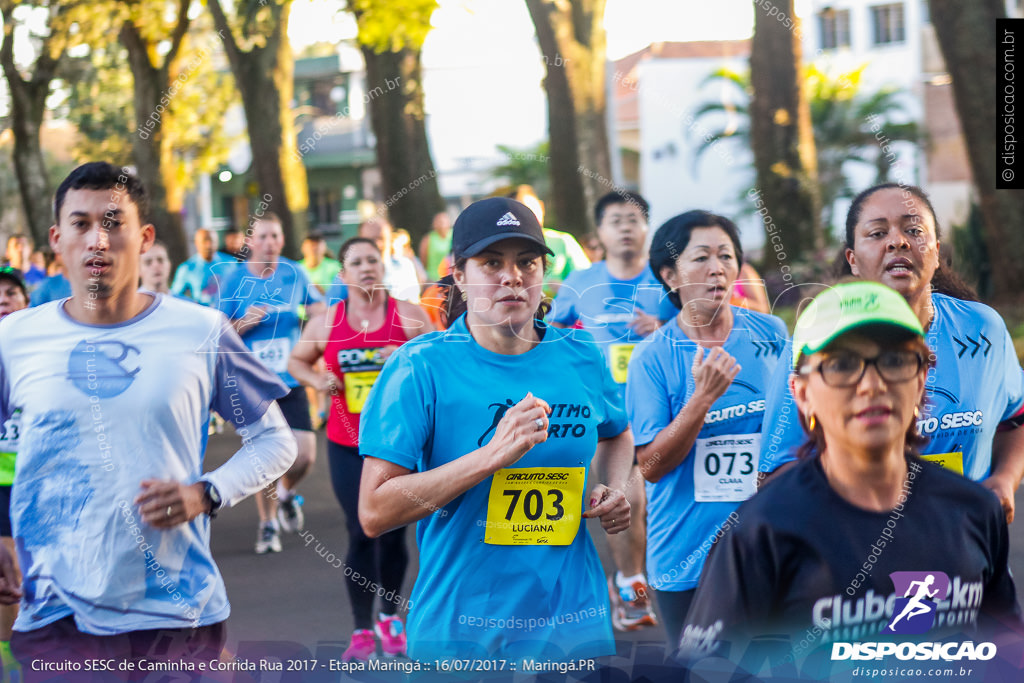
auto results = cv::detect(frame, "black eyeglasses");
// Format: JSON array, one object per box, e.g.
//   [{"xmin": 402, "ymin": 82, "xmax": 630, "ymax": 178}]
[{"xmin": 800, "ymin": 350, "xmax": 924, "ymax": 388}]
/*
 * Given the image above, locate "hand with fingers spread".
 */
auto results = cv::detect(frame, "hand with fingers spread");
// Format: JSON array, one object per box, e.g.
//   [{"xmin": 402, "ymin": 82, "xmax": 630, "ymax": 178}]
[
  {"xmin": 691, "ymin": 345, "xmax": 741, "ymax": 403},
  {"xmin": 485, "ymin": 392, "xmax": 551, "ymax": 470},
  {"xmin": 135, "ymin": 480, "xmax": 207, "ymax": 528},
  {"xmin": 583, "ymin": 484, "xmax": 630, "ymax": 534}
]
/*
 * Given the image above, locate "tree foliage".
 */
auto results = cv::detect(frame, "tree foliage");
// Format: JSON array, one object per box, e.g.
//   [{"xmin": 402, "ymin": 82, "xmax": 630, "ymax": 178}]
[
  {"xmin": 347, "ymin": 0, "xmax": 445, "ymax": 241},
  {"xmin": 347, "ymin": 0, "xmax": 438, "ymax": 52},
  {"xmin": 64, "ymin": 46, "xmax": 134, "ymax": 166},
  {"xmin": 692, "ymin": 64, "xmax": 921, "ymax": 234},
  {"xmin": 0, "ymin": 0, "xmax": 117, "ymax": 243},
  {"xmin": 492, "ymin": 141, "xmax": 551, "ymax": 196}
]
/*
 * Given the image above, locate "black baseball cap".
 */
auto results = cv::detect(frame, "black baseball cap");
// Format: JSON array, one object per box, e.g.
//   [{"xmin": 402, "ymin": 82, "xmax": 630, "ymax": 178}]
[
  {"xmin": 0, "ymin": 267, "xmax": 27, "ymax": 298},
  {"xmin": 451, "ymin": 197, "xmax": 553, "ymax": 260}
]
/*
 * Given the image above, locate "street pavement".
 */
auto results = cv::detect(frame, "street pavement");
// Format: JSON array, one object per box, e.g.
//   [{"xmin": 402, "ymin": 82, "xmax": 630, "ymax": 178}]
[{"xmin": 206, "ymin": 428, "xmax": 1024, "ymax": 681}]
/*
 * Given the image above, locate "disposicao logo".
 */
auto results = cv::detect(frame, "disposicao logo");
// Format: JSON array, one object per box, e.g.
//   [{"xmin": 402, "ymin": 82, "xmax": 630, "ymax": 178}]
[{"xmin": 831, "ymin": 571, "xmax": 996, "ymax": 662}]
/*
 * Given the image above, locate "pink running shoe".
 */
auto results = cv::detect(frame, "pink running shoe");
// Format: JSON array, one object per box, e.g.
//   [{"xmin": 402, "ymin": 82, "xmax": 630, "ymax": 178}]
[
  {"xmin": 342, "ymin": 629, "xmax": 376, "ymax": 661},
  {"xmin": 374, "ymin": 615, "xmax": 407, "ymax": 657}
]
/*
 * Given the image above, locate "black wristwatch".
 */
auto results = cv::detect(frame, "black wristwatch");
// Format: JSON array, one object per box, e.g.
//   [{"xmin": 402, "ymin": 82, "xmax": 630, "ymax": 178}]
[{"xmin": 202, "ymin": 480, "xmax": 223, "ymax": 519}]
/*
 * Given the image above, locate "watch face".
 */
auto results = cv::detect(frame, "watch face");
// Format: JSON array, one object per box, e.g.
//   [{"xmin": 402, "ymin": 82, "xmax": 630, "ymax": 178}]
[{"xmin": 206, "ymin": 482, "xmax": 222, "ymax": 508}]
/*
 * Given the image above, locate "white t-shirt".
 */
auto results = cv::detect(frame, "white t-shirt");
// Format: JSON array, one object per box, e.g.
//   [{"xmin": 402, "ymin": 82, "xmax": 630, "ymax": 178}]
[{"xmin": 0, "ymin": 294, "xmax": 289, "ymax": 634}]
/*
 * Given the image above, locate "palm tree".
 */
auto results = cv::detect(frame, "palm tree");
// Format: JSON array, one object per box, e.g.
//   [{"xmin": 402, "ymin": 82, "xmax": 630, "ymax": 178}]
[{"xmin": 691, "ymin": 64, "xmax": 922, "ymax": 235}]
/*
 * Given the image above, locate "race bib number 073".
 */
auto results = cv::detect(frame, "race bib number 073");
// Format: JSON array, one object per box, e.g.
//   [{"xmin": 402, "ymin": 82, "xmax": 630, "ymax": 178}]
[
  {"xmin": 693, "ymin": 433, "xmax": 760, "ymax": 503},
  {"xmin": 484, "ymin": 467, "xmax": 585, "ymax": 546}
]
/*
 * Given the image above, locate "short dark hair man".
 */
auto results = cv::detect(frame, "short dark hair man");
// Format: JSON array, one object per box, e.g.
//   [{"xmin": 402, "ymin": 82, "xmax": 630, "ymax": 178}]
[
  {"xmin": 549, "ymin": 189, "xmax": 664, "ymax": 633},
  {"xmin": 0, "ymin": 162, "xmax": 297, "ymax": 671}
]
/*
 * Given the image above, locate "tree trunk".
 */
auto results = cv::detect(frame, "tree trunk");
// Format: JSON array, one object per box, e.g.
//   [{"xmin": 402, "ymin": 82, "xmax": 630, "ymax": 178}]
[
  {"xmin": 929, "ymin": 0, "xmax": 1024, "ymax": 302},
  {"xmin": 208, "ymin": 0, "xmax": 308, "ymax": 260},
  {"xmin": 525, "ymin": 0, "xmax": 610, "ymax": 237},
  {"xmin": 749, "ymin": 0, "xmax": 820, "ymax": 264},
  {"xmin": 360, "ymin": 45, "xmax": 445, "ymax": 242},
  {"xmin": 0, "ymin": 2, "xmax": 59, "ymax": 245},
  {"xmin": 120, "ymin": 19, "xmax": 189, "ymax": 265},
  {"xmin": 6, "ymin": 85, "xmax": 53, "ymax": 245}
]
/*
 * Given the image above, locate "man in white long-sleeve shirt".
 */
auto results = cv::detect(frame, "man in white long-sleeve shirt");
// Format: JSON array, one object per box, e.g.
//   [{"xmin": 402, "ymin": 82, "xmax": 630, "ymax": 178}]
[{"xmin": 0, "ymin": 162, "xmax": 297, "ymax": 676}]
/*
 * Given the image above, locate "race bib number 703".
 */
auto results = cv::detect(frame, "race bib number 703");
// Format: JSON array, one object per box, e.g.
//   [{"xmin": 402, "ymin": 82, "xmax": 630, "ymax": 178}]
[{"xmin": 484, "ymin": 467, "xmax": 585, "ymax": 546}]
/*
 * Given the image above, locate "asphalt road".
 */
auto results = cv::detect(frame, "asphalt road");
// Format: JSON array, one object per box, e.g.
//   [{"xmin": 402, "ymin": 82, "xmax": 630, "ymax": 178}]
[{"xmin": 205, "ymin": 429, "xmax": 1024, "ymax": 682}]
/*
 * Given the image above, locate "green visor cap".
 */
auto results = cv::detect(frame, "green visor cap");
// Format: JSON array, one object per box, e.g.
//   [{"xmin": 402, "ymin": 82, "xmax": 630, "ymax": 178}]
[{"xmin": 792, "ymin": 281, "xmax": 924, "ymax": 369}]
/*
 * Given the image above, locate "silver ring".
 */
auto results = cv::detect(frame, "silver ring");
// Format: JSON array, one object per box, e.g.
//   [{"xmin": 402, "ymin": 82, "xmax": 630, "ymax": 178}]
[
  {"xmin": 166, "ymin": 506, "xmax": 173, "ymax": 517},
  {"xmin": 535, "ymin": 417, "xmax": 544, "ymax": 431}
]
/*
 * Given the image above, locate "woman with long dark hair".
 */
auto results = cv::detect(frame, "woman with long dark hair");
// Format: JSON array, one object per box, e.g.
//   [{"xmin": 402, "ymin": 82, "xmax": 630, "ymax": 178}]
[
  {"xmin": 288, "ymin": 237, "xmax": 433, "ymax": 661},
  {"xmin": 760, "ymin": 183, "xmax": 1024, "ymax": 523}
]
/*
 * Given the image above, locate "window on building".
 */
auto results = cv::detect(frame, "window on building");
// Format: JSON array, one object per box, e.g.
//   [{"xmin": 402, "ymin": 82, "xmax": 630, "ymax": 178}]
[
  {"xmin": 309, "ymin": 188, "xmax": 341, "ymax": 227},
  {"xmin": 872, "ymin": 3, "xmax": 906, "ymax": 45},
  {"xmin": 819, "ymin": 8, "xmax": 852, "ymax": 49}
]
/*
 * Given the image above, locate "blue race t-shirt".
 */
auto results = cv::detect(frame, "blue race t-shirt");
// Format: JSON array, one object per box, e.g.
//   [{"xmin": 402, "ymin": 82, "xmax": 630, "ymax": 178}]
[
  {"xmin": 549, "ymin": 262, "xmax": 666, "ymax": 386},
  {"xmin": 359, "ymin": 315, "xmax": 628, "ymax": 662},
  {"xmin": 760, "ymin": 293, "xmax": 1024, "ymax": 482},
  {"xmin": 626, "ymin": 307, "xmax": 787, "ymax": 592},
  {"xmin": 216, "ymin": 258, "xmax": 323, "ymax": 387},
  {"xmin": 171, "ymin": 253, "xmax": 237, "ymax": 306},
  {"xmin": 29, "ymin": 274, "xmax": 71, "ymax": 306}
]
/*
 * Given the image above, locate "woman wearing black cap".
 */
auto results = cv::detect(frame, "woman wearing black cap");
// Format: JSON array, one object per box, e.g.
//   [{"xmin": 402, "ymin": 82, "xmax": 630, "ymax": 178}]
[
  {"xmin": 358, "ymin": 197, "xmax": 634, "ymax": 662},
  {"xmin": 625, "ymin": 210, "xmax": 789, "ymax": 650}
]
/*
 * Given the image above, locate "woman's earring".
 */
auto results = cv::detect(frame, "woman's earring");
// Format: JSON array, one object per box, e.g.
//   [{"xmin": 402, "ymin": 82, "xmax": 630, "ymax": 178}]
[
  {"xmin": 808, "ymin": 414, "xmax": 817, "ymax": 432},
  {"xmin": 914, "ymin": 406, "xmax": 920, "ymax": 418}
]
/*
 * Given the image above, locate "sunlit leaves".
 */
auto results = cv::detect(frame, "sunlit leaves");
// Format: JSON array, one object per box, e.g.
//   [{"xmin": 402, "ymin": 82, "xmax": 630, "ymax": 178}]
[{"xmin": 346, "ymin": 0, "xmax": 439, "ymax": 53}]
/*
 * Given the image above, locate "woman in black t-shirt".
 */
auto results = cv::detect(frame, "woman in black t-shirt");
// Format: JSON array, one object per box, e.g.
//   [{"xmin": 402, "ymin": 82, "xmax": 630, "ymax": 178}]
[{"xmin": 679, "ymin": 281, "xmax": 1021, "ymax": 669}]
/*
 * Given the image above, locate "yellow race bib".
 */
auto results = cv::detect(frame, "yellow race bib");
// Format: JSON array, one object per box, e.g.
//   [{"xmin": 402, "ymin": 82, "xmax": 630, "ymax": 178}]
[
  {"xmin": 484, "ymin": 467, "xmax": 585, "ymax": 545},
  {"xmin": 921, "ymin": 452, "xmax": 964, "ymax": 475},
  {"xmin": 343, "ymin": 371, "xmax": 380, "ymax": 414},
  {"xmin": 610, "ymin": 343, "xmax": 636, "ymax": 384}
]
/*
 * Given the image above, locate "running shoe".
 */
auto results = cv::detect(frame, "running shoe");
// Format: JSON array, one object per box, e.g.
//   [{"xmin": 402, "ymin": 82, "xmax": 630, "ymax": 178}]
[
  {"xmin": 255, "ymin": 521, "xmax": 282, "ymax": 554},
  {"xmin": 374, "ymin": 615, "xmax": 407, "ymax": 657},
  {"xmin": 277, "ymin": 495, "xmax": 305, "ymax": 533},
  {"xmin": 608, "ymin": 575, "xmax": 658, "ymax": 631},
  {"xmin": 342, "ymin": 629, "xmax": 376, "ymax": 662}
]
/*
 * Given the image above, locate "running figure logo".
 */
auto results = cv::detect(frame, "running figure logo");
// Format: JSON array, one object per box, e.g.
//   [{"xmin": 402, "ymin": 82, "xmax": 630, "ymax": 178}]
[
  {"xmin": 883, "ymin": 571, "xmax": 951, "ymax": 635},
  {"xmin": 477, "ymin": 399, "xmax": 515, "ymax": 446}
]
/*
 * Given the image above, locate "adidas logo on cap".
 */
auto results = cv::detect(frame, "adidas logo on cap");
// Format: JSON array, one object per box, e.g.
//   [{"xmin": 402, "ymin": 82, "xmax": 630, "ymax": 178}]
[{"xmin": 496, "ymin": 212, "xmax": 521, "ymax": 227}]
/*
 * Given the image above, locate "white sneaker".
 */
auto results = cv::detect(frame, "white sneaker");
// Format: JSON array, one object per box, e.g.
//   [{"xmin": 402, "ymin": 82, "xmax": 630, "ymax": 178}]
[
  {"xmin": 277, "ymin": 495, "xmax": 305, "ymax": 533},
  {"xmin": 255, "ymin": 521, "xmax": 282, "ymax": 554}
]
